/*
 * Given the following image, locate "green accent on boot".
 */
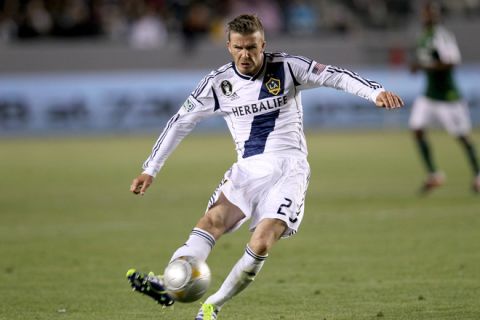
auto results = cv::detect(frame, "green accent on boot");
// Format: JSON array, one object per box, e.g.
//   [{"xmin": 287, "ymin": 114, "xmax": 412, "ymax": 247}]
[
  {"xmin": 200, "ymin": 303, "xmax": 218, "ymax": 320},
  {"xmin": 126, "ymin": 268, "xmax": 136, "ymax": 278}
]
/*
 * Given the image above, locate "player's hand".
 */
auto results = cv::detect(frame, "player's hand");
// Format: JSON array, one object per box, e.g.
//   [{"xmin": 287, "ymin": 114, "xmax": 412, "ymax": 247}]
[
  {"xmin": 130, "ymin": 173, "xmax": 154, "ymax": 195},
  {"xmin": 375, "ymin": 91, "xmax": 404, "ymax": 110}
]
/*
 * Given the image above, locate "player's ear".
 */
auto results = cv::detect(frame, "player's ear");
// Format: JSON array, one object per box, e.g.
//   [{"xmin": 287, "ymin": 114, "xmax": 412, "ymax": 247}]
[
  {"xmin": 227, "ymin": 41, "xmax": 233, "ymax": 55},
  {"xmin": 261, "ymin": 41, "xmax": 266, "ymax": 53}
]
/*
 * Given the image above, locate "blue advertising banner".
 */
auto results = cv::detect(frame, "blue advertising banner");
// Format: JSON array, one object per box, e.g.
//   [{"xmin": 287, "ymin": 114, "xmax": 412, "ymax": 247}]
[{"xmin": 1, "ymin": 67, "xmax": 479, "ymax": 136}]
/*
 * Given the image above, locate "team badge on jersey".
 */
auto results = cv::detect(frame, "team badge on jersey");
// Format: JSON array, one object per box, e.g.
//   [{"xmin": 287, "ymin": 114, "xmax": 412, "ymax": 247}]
[
  {"xmin": 182, "ymin": 98, "xmax": 195, "ymax": 112},
  {"xmin": 266, "ymin": 77, "xmax": 281, "ymax": 95},
  {"xmin": 220, "ymin": 80, "xmax": 233, "ymax": 96}
]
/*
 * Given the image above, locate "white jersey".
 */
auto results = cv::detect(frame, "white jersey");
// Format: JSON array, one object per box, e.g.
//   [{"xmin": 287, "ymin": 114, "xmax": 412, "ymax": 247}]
[
  {"xmin": 416, "ymin": 25, "xmax": 461, "ymax": 66},
  {"xmin": 142, "ymin": 52, "xmax": 384, "ymax": 177}
]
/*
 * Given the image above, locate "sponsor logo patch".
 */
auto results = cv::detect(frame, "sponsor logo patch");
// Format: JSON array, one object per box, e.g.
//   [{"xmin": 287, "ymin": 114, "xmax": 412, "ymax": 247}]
[
  {"xmin": 220, "ymin": 80, "xmax": 233, "ymax": 96},
  {"xmin": 266, "ymin": 77, "xmax": 281, "ymax": 95},
  {"xmin": 182, "ymin": 98, "xmax": 195, "ymax": 112}
]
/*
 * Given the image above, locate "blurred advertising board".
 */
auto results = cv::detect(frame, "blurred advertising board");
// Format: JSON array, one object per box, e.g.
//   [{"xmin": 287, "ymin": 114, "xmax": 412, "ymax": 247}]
[{"xmin": 1, "ymin": 67, "xmax": 479, "ymax": 136}]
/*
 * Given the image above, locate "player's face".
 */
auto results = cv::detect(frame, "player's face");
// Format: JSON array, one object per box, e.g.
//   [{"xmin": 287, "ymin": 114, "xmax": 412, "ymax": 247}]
[
  {"xmin": 422, "ymin": 4, "xmax": 439, "ymax": 27},
  {"xmin": 227, "ymin": 31, "xmax": 266, "ymax": 76}
]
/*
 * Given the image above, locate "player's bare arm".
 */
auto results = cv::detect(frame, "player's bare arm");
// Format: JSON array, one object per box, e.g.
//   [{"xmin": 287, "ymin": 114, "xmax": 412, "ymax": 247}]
[
  {"xmin": 130, "ymin": 173, "xmax": 154, "ymax": 195},
  {"xmin": 375, "ymin": 91, "xmax": 404, "ymax": 109}
]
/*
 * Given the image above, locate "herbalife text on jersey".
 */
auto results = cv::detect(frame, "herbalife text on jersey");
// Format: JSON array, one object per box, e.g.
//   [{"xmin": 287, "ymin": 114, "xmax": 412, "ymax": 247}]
[{"xmin": 232, "ymin": 95, "xmax": 288, "ymax": 117}]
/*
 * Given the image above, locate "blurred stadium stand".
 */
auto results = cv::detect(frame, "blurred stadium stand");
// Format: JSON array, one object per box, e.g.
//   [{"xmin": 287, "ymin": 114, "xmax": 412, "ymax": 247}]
[
  {"xmin": 1, "ymin": 0, "xmax": 479, "ymax": 135},
  {"xmin": 1, "ymin": 0, "xmax": 480, "ymax": 72}
]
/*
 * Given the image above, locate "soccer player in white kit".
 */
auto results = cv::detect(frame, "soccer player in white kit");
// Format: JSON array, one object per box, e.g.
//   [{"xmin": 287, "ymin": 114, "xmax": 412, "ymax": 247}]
[
  {"xmin": 409, "ymin": 2, "xmax": 480, "ymax": 193},
  {"xmin": 127, "ymin": 14, "xmax": 404, "ymax": 320}
]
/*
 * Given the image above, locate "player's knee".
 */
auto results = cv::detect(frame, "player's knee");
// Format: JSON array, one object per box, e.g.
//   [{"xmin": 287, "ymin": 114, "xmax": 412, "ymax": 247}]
[
  {"xmin": 249, "ymin": 242, "xmax": 268, "ymax": 256},
  {"xmin": 249, "ymin": 219, "xmax": 286, "ymax": 255},
  {"xmin": 196, "ymin": 212, "xmax": 228, "ymax": 239},
  {"xmin": 248, "ymin": 235, "xmax": 276, "ymax": 256}
]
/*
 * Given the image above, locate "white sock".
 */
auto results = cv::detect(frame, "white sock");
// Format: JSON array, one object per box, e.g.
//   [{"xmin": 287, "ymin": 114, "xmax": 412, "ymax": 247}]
[
  {"xmin": 205, "ymin": 245, "xmax": 267, "ymax": 308},
  {"xmin": 169, "ymin": 228, "xmax": 216, "ymax": 262}
]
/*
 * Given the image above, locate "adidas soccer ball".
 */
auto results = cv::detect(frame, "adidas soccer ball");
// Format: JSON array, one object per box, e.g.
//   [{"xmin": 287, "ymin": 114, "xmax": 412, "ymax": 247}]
[{"xmin": 163, "ymin": 256, "xmax": 211, "ymax": 303}]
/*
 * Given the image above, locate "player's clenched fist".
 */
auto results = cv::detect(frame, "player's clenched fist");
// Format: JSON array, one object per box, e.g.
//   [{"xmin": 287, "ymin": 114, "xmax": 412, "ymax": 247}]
[
  {"xmin": 375, "ymin": 91, "xmax": 404, "ymax": 110},
  {"xmin": 130, "ymin": 173, "xmax": 153, "ymax": 195}
]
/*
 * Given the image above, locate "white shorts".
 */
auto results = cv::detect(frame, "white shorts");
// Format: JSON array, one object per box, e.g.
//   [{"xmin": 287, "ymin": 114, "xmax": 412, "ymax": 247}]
[
  {"xmin": 409, "ymin": 96, "xmax": 471, "ymax": 136},
  {"xmin": 207, "ymin": 151, "xmax": 310, "ymax": 238}
]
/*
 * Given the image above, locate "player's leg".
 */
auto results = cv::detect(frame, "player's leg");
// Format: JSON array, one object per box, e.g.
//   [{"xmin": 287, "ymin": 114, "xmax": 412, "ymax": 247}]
[
  {"xmin": 413, "ymin": 129, "xmax": 438, "ymax": 175},
  {"xmin": 438, "ymin": 101, "xmax": 479, "ymax": 192},
  {"xmin": 197, "ymin": 156, "xmax": 310, "ymax": 319},
  {"xmin": 127, "ymin": 193, "xmax": 245, "ymax": 307},
  {"xmin": 413, "ymin": 129, "xmax": 445, "ymax": 192},
  {"xmin": 409, "ymin": 97, "xmax": 444, "ymax": 192},
  {"xmin": 457, "ymin": 135, "xmax": 480, "ymax": 192},
  {"xmin": 196, "ymin": 218, "xmax": 286, "ymax": 319},
  {"xmin": 170, "ymin": 192, "xmax": 245, "ymax": 262}
]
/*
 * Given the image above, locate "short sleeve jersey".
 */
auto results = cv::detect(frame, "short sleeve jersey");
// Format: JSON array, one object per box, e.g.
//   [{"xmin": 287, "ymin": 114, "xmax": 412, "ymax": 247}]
[{"xmin": 416, "ymin": 25, "xmax": 462, "ymax": 101}]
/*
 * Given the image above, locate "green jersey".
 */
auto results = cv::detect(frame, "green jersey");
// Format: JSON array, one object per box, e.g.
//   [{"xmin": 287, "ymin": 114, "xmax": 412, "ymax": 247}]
[{"xmin": 416, "ymin": 25, "xmax": 462, "ymax": 101}]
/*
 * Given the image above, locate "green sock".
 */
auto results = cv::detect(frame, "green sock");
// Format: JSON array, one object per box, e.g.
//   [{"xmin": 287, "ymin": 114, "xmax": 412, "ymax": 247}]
[
  {"xmin": 459, "ymin": 138, "xmax": 480, "ymax": 176},
  {"xmin": 416, "ymin": 136, "xmax": 436, "ymax": 173}
]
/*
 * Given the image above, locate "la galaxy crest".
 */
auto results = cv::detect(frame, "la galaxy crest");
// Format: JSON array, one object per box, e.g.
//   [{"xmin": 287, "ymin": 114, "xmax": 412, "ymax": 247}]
[{"xmin": 266, "ymin": 77, "xmax": 281, "ymax": 95}]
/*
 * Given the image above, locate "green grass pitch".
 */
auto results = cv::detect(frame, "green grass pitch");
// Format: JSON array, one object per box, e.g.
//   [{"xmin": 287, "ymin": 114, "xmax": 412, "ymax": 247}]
[{"xmin": 1, "ymin": 130, "xmax": 479, "ymax": 320}]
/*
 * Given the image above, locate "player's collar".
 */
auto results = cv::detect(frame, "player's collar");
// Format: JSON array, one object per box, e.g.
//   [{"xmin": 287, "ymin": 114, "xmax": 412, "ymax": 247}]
[{"xmin": 232, "ymin": 53, "xmax": 266, "ymax": 81}]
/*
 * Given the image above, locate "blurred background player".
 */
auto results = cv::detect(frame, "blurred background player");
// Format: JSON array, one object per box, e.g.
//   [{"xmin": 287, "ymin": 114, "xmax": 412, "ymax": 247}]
[
  {"xmin": 127, "ymin": 14, "xmax": 403, "ymax": 320},
  {"xmin": 409, "ymin": 1, "xmax": 480, "ymax": 193}
]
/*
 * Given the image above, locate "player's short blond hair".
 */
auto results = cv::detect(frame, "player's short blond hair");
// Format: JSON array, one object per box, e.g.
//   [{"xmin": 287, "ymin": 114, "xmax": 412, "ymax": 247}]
[{"xmin": 226, "ymin": 14, "xmax": 264, "ymax": 40}]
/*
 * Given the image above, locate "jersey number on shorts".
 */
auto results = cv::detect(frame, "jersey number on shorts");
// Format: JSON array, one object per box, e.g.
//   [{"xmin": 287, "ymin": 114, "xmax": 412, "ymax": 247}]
[{"xmin": 277, "ymin": 197, "xmax": 299, "ymax": 223}]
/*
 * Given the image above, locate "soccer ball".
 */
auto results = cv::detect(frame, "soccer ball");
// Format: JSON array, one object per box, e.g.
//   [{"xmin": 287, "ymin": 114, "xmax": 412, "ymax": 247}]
[{"xmin": 163, "ymin": 256, "xmax": 211, "ymax": 303}]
